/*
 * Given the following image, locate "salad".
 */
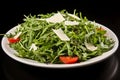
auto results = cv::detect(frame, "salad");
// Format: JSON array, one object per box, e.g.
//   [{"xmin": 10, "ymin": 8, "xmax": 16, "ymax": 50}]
[{"xmin": 6, "ymin": 10, "xmax": 114, "ymax": 64}]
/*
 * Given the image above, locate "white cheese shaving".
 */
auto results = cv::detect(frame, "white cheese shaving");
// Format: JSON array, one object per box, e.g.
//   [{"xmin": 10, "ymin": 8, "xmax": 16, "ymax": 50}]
[
  {"xmin": 85, "ymin": 42, "xmax": 98, "ymax": 51},
  {"xmin": 67, "ymin": 13, "xmax": 80, "ymax": 20},
  {"xmin": 64, "ymin": 21, "xmax": 79, "ymax": 25},
  {"xmin": 13, "ymin": 32, "xmax": 22, "ymax": 39},
  {"xmin": 46, "ymin": 12, "xmax": 65, "ymax": 23},
  {"xmin": 29, "ymin": 43, "xmax": 38, "ymax": 51},
  {"xmin": 100, "ymin": 42, "xmax": 109, "ymax": 48},
  {"xmin": 52, "ymin": 28, "xmax": 70, "ymax": 41}
]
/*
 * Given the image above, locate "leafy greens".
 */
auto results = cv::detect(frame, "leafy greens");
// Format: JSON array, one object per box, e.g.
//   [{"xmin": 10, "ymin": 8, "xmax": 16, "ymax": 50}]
[{"xmin": 7, "ymin": 10, "xmax": 115, "ymax": 64}]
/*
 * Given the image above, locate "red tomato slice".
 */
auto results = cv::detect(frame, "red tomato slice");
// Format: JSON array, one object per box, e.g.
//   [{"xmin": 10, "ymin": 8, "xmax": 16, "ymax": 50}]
[
  {"xmin": 8, "ymin": 38, "xmax": 20, "ymax": 43},
  {"xmin": 59, "ymin": 56, "xmax": 79, "ymax": 64}
]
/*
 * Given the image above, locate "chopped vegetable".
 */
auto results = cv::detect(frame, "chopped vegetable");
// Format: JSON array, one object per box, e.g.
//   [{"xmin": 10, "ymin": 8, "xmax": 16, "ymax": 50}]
[
  {"xmin": 8, "ymin": 38, "xmax": 20, "ymax": 43},
  {"xmin": 6, "ymin": 9, "xmax": 115, "ymax": 64},
  {"xmin": 59, "ymin": 56, "xmax": 79, "ymax": 64}
]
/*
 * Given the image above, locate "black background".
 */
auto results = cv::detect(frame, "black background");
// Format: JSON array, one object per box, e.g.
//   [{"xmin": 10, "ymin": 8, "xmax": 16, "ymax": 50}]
[{"xmin": 0, "ymin": 0, "xmax": 120, "ymax": 80}]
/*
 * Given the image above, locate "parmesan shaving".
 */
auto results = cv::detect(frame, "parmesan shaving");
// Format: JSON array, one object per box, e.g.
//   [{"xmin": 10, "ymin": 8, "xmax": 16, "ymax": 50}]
[
  {"xmin": 85, "ymin": 42, "xmax": 98, "ymax": 51},
  {"xmin": 29, "ymin": 43, "xmax": 38, "ymax": 51},
  {"xmin": 52, "ymin": 28, "xmax": 70, "ymax": 41},
  {"xmin": 46, "ymin": 12, "xmax": 65, "ymax": 23},
  {"xmin": 13, "ymin": 32, "xmax": 22, "ymax": 39}
]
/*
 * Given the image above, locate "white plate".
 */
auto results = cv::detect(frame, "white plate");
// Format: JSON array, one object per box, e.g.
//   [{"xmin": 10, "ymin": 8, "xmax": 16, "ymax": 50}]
[{"xmin": 1, "ymin": 23, "xmax": 119, "ymax": 68}]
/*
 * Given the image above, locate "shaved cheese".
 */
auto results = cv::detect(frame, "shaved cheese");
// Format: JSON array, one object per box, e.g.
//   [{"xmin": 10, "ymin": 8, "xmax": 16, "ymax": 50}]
[
  {"xmin": 100, "ymin": 42, "xmax": 109, "ymax": 48},
  {"xmin": 64, "ymin": 21, "xmax": 79, "ymax": 25},
  {"xmin": 46, "ymin": 12, "xmax": 65, "ymax": 23},
  {"xmin": 52, "ymin": 28, "xmax": 70, "ymax": 41},
  {"xmin": 85, "ymin": 42, "xmax": 98, "ymax": 51},
  {"xmin": 29, "ymin": 43, "xmax": 38, "ymax": 51},
  {"xmin": 67, "ymin": 13, "xmax": 80, "ymax": 20},
  {"xmin": 13, "ymin": 32, "xmax": 22, "ymax": 39}
]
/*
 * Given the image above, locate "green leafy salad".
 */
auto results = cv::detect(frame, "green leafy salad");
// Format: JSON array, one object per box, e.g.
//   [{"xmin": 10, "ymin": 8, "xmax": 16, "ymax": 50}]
[{"xmin": 7, "ymin": 10, "xmax": 115, "ymax": 64}]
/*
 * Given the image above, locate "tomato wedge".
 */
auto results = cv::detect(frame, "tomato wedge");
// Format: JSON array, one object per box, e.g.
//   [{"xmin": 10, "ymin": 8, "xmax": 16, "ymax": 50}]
[
  {"xmin": 59, "ymin": 56, "xmax": 79, "ymax": 64},
  {"xmin": 8, "ymin": 38, "xmax": 20, "ymax": 43}
]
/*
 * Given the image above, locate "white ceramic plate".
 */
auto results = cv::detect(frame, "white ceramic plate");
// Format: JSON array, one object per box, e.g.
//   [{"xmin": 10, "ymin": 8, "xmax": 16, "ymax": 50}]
[{"xmin": 1, "ymin": 23, "xmax": 119, "ymax": 68}]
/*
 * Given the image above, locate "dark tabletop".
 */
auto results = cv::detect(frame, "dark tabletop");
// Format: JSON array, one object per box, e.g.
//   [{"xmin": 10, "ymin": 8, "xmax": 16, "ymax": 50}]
[{"xmin": 0, "ymin": 0, "xmax": 120, "ymax": 80}]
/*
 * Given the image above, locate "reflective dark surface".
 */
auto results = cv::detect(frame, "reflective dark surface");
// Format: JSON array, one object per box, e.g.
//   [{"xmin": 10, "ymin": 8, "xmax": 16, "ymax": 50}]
[
  {"xmin": 0, "ymin": 53, "xmax": 119, "ymax": 80},
  {"xmin": 0, "ymin": 0, "xmax": 120, "ymax": 80}
]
